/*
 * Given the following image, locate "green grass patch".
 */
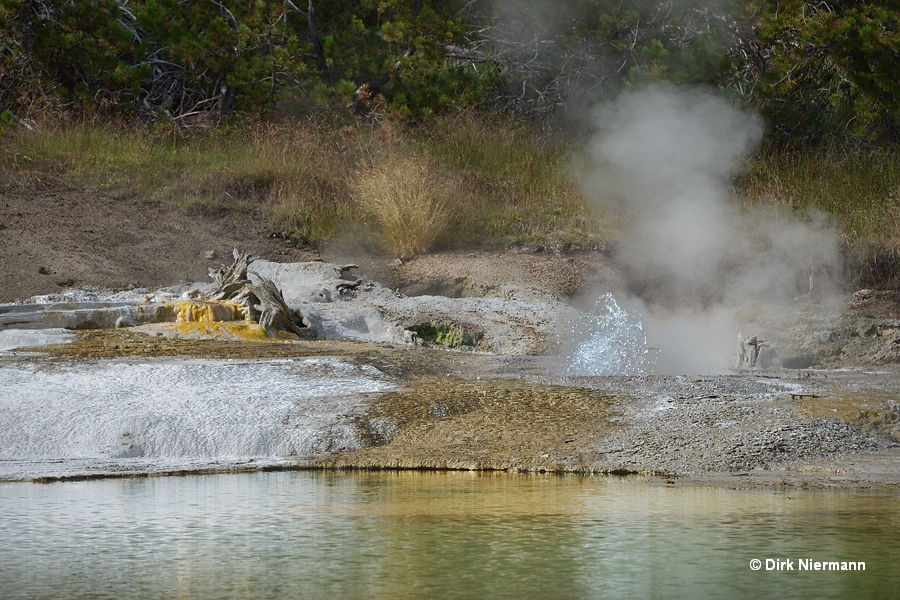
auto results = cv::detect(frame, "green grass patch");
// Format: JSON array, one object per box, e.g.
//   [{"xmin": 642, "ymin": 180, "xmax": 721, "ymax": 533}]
[{"xmin": 407, "ymin": 321, "xmax": 480, "ymax": 349}]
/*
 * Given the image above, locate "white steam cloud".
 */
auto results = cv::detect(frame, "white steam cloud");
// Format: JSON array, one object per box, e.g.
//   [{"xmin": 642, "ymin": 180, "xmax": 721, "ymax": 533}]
[{"xmin": 579, "ymin": 86, "xmax": 842, "ymax": 373}]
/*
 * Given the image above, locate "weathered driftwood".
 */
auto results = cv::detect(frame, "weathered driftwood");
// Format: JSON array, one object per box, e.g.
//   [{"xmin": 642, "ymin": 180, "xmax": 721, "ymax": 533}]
[
  {"xmin": 209, "ymin": 248, "xmax": 254, "ymax": 301},
  {"xmin": 248, "ymin": 277, "xmax": 310, "ymax": 336},
  {"xmin": 210, "ymin": 248, "xmax": 310, "ymax": 337},
  {"xmin": 0, "ymin": 248, "xmax": 311, "ymax": 338}
]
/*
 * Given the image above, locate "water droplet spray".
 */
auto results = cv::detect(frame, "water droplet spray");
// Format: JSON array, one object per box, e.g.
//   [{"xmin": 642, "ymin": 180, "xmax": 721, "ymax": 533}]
[{"xmin": 564, "ymin": 292, "xmax": 656, "ymax": 375}]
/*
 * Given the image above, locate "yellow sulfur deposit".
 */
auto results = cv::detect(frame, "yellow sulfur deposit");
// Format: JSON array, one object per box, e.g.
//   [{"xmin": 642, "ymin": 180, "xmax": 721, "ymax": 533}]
[
  {"xmin": 143, "ymin": 301, "xmax": 299, "ymax": 342},
  {"xmin": 169, "ymin": 322, "xmax": 297, "ymax": 341},
  {"xmin": 166, "ymin": 300, "xmax": 248, "ymax": 324}
]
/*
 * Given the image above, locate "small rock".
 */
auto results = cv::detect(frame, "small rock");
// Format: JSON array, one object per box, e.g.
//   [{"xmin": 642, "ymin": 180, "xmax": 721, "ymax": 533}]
[
  {"xmin": 205, "ymin": 250, "xmax": 217, "ymax": 260},
  {"xmin": 38, "ymin": 266, "xmax": 50, "ymax": 275},
  {"xmin": 402, "ymin": 330, "xmax": 420, "ymax": 345}
]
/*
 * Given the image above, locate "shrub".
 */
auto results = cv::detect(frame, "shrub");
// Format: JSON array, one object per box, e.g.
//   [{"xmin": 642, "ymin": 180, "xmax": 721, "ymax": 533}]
[{"xmin": 352, "ymin": 155, "xmax": 451, "ymax": 257}]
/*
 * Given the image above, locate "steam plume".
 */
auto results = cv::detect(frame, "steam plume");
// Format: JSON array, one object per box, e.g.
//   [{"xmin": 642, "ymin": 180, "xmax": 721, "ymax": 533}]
[{"xmin": 580, "ymin": 86, "xmax": 842, "ymax": 373}]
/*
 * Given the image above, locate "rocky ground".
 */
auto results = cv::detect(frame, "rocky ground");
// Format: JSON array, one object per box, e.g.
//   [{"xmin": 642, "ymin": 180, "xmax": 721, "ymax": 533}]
[{"xmin": 3, "ymin": 180, "xmax": 900, "ymax": 487}]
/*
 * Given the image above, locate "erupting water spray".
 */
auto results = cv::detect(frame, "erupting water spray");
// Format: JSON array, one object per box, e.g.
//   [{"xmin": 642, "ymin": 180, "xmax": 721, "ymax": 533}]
[{"xmin": 565, "ymin": 293, "xmax": 656, "ymax": 376}]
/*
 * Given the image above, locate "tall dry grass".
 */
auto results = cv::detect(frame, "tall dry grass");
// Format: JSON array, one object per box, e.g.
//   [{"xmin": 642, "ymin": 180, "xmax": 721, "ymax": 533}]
[
  {"xmin": 0, "ymin": 112, "xmax": 603, "ymax": 251},
  {"xmin": 352, "ymin": 154, "xmax": 451, "ymax": 257},
  {"xmin": 424, "ymin": 113, "xmax": 601, "ymax": 247},
  {"xmin": 735, "ymin": 147, "xmax": 900, "ymax": 244},
  {"xmin": 0, "ymin": 117, "xmax": 359, "ymax": 242},
  {"xmin": 734, "ymin": 147, "xmax": 900, "ymax": 287}
]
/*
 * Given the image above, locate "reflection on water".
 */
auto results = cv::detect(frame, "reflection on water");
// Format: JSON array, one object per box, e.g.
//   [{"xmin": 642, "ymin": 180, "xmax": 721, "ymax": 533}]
[{"xmin": 2, "ymin": 472, "xmax": 899, "ymax": 599}]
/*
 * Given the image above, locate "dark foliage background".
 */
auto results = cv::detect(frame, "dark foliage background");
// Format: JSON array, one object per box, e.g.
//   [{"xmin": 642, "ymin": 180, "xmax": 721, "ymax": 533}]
[{"xmin": 2, "ymin": 1, "xmax": 898, "ymax": 143}]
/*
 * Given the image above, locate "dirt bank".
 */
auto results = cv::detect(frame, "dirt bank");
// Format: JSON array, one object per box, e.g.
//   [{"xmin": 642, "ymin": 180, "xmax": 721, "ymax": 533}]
[
  {"xmin": 0, "ymin": 180, "xmax": 615, "ymax": 303},
  {"xmin": 0, "ymin": 181, "xmax": 314, "ymax": 302}
]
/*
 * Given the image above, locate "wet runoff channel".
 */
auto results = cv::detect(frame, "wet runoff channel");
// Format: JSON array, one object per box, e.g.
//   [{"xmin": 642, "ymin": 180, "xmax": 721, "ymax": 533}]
[{"xmin": 2, "ymin": 471, "xmax": 899, "ymax": 600}]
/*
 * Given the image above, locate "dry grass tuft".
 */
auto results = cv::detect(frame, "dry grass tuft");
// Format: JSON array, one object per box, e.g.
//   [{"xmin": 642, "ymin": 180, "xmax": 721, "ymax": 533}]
[{"xmin": 353, "ymin": 155, "xmax": 451, "ymax": 257}]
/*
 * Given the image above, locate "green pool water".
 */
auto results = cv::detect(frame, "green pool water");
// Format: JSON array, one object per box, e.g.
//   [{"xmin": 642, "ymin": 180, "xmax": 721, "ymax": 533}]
[{"xmin": 2, "ymin": 471, "xmax": 898, "ymax": 599}]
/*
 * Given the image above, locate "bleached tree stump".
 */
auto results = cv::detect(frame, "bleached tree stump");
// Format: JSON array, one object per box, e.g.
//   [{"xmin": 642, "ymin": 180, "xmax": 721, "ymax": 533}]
[{"xmin": 210, "ymin": 248, "xmax": 310, "ymax": 337}]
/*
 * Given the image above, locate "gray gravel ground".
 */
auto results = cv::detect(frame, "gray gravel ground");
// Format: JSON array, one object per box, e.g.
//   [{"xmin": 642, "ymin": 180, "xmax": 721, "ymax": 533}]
[{"xmin": 524, "ymin": 370, "xmax": 900, "ymax": 485}]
